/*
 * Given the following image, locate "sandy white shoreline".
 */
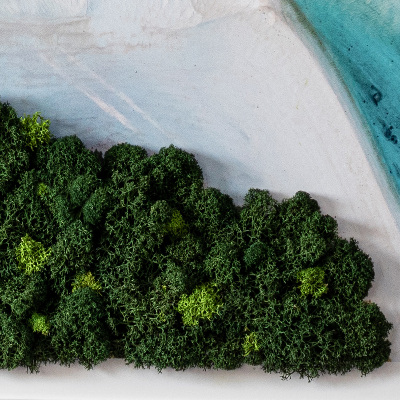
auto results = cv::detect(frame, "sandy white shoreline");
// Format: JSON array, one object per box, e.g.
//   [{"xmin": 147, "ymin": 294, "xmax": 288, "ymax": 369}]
[{"xmin": 0, "ymin": 0, "xmax": 399, "ymax": 396}]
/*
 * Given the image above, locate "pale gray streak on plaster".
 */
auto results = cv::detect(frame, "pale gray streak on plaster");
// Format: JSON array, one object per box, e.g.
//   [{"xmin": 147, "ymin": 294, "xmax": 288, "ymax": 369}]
[
  {"xmin": 60, "ymin": 50, "xmax": 169, "ymax": 137},
  {"xmin": 39, "ymin": 52, "xmax": 140, "ymax": 135}
]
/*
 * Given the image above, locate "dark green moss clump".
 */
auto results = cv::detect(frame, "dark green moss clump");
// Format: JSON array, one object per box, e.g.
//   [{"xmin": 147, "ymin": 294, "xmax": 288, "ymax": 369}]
[{"xmin": 0, "ymin": 101, "xmax": 392, "ymax": 379}]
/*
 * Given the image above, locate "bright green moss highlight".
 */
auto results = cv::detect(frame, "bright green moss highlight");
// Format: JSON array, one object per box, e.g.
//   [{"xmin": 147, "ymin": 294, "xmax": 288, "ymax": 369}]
[
  {"xmin": 30, "ymin": 313, "xmax": 50, "ymax": 336},
  {"xmin": 165, "ymin": 209, "xmax": 188, "ymax": 238},
  {"xmin": 243, "ymin": 331, "xmax": 260, "ymax": 356},
  {"xmin": 177, "ymin": 283, "xmax": 223, "ymax": 326},
  {"xmin": 37, "ymin": 182, "xmax": 48, "ymax": 198},
  {"xmin": 20, "ymin": 112, "xmax": 51, "ymax": 151},
  {"xmin": 15, "ymin": 235, "xmax": 51, "ymax": 275},
  {"xmin": 72, "ymin": 272, "xmax": 102, "ymax": 293},
  {"xmin": 297, "ymin": 267, "xmax": 328, "ymax": 298}
]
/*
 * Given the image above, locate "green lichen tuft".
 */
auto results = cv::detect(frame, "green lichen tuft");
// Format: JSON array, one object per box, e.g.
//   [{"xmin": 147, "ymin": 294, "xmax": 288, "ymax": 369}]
[
  {"xmin": 37, "ymin": 182, "xmax": 48, "ymax": 198},
  {"xmin": 297, "ymin": 267, "xmax": 328, "ymax": 298},
  {"xmin": 72, "ymin": 272, "xmax": 102, "ymax": 293},
  {"xmin": 243, "ymin": 331, "xmax": 260, "ymax": 356},
  {"xmin": 177, "ymin": 282, "xmax": 222, "ymax": 326},
  {"xmin": 165, "ymin": 209, "xmax": 188, "ymax": 238},
  {"xmin": 30, "ymin": 313, "xmax": 50, "ymax": 336},
  {"xmin": 20, "ymin": 112, "xmax": 51, "ymax": 151},
  {"xmin": 15, "ymin": 235, "xmax": 51, "ymax": 275}
]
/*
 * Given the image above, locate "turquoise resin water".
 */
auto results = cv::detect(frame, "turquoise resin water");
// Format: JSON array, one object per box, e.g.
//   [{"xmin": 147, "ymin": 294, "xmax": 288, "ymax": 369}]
[{"xmin": 288, "ymin": 0, "xmax": 400, "ymax": 206}]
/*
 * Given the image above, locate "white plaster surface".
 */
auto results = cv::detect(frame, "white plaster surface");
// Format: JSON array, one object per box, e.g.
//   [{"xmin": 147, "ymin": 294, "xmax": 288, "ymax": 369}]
[{"xmin": 0, "ymin": 0, "xmax": 399, "ymax": 398}]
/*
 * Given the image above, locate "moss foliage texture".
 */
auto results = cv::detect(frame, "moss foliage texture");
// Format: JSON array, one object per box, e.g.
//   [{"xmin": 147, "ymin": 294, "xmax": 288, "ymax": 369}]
[{"xmin": 0, "ymin": 102, "xmax": 392, "ymax": 379}]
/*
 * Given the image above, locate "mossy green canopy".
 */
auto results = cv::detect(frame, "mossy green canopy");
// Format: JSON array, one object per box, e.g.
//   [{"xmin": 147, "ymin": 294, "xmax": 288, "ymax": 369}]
[{"xmin": 0, "ymin": 101, "xmax": 392, "ymax": 379}]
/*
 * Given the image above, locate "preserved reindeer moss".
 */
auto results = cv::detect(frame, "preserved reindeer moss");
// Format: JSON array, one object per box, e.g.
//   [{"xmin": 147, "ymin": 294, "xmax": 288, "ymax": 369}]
[
  {"xmin": 297, "ymin": 267, "xmax": 328, "ymax": 298},
  {"xmin": 20, "ymin": 112, "xmax": 51, "ymax": 151},
  {"xmin": 243, "ymin": 331, "xmax": 260, "ymax": 356},
  {"xmin": 30, "ymin": 313, "xmax": 51, "ymax": 336},
  {"xmin": 0, "ymin": 102, "xmax": 30, "ymax": 196},
  {"xmin": 15, "ymin": 235, "xmax": 51, "ymax": 275},
  {"xmin": 72, "ymin": 272, "xmax": 102, "ymax": 293},
  {"xmin": 177, "ymin": 282, "xmax": 223, "ymax": 326},
  {"xmin": 0, "ymin": 101, "xmax": 393, "ymax": 379}
]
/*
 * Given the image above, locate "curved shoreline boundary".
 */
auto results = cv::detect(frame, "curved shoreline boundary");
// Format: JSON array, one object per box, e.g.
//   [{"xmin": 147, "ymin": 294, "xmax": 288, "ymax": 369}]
[{"xmin": 281, "ymin": 0, "xmax": 400, "ymax": 230}]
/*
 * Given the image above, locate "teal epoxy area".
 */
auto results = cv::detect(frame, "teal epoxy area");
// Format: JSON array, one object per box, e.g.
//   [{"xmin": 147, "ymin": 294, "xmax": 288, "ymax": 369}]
[{"xmin": 288, "ymin": 0, "xmax": 400, "ymax": 204}]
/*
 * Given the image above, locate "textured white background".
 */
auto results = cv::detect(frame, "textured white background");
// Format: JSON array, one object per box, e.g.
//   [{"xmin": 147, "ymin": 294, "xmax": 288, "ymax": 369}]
[{"xmin": 0, "ymin": 0, "xmax": 399, "ymax": 398}]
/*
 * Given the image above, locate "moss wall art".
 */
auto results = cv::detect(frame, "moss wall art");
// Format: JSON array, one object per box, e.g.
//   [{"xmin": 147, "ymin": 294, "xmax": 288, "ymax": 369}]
[{"xmin": 0, "ymin": 101, "xmax": 392, "ymax": 380}]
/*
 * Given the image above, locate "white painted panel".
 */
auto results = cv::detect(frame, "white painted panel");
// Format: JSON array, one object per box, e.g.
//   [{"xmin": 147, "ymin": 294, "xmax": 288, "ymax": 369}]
[
  {"xmin": 0, "ymin": 361, "xmax": 398, "ymax": 400},
  {"xmin": 0, "ymin": 0, "xmax": 398, "ymax": 397},
  {"xmin": 1, "ymin": 0, "xmax": 87, "ymax": 20}
]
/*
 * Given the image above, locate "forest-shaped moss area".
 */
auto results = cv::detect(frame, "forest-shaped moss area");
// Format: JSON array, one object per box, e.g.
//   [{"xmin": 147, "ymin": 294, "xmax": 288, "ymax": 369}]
[{"xmin": 0, "ymin": 101, "xmax": 392, "ymax": 379}]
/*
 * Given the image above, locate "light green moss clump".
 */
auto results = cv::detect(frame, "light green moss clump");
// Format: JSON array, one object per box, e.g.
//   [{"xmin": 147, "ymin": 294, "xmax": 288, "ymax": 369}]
[
  {"xmin": 20, "ymin": 112, "xmax": 51, "ymax": 150},
  {"xmin": 30, "ymin": 313, "xmax": 50, "ymax": 336},
  {"xmin": 243, "ymin": 331, "xmax": 260, "ymax": 356},
  {"xmin": 37, "ymin": 182, "xmax": 48, "ymax": 198},
  {"xmin": 165, "ymin": 209, "xmax": 188, "ymax": 238},
  {"xmin": 297, "ymin": 267, "xmax": 328, "ymax": 298},
  {"xmin": 15, "ymin": 235, "xmax": 51, "ymax": 275},
  {"xmin": 72, "ymin": 272, "xmax": 102, "ymax": 293},
  {"xmin": 177, "ymin": 282, "xmax": 222, "ymax": 326}
]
